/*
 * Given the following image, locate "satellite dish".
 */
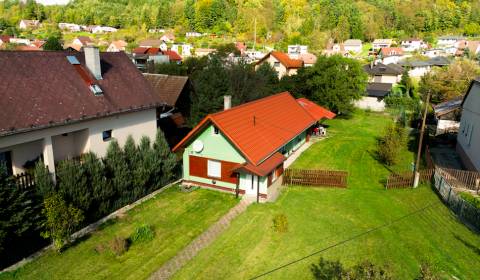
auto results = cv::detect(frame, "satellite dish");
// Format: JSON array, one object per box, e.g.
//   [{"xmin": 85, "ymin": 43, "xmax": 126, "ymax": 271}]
[{"xmin": 192, "ymin": 140, "xmax": 204, "ymax": 152}]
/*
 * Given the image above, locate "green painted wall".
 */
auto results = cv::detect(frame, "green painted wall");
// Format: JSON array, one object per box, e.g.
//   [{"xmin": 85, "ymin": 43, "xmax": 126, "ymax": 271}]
[
  {"xmin": 183, "ymin": 125, "xmax": 309, "ymax": 192},
  {"xmin": 183, "ymin": 124, "xmax": 245, "ymax": 189}
]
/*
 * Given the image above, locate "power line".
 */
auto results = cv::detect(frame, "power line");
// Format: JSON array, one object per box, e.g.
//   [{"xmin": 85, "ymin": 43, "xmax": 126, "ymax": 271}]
[{"xmin": 249, "ymin": 200, "xmax": 441, "ymax": 280}]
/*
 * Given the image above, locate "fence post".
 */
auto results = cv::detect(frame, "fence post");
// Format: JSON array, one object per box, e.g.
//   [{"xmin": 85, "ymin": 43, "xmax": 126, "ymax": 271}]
[{"xmin": 476, "ymin": 178, "xmax": 480, "ymax": 195}]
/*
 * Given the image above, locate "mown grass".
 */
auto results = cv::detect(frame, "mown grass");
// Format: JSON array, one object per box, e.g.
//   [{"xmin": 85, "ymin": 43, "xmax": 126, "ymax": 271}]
[
  {"xmin": 0, "ymin": 187, "xmax": 238, "ymax": 280},
  {"xmin": 172, "ymin": 111, "xmax": 480, "ymax": 279}
]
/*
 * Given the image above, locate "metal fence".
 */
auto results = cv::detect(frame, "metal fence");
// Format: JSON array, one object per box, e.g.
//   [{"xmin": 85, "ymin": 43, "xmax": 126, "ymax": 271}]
[{"xmin": 433, "ymin": 170, "xmax": 480, "ymax": 231}]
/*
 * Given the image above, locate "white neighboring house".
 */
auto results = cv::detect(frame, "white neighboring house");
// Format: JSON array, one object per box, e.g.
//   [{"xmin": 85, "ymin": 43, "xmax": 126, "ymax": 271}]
[
  {"xmin": 91, "ymin": 26, "xmax": 118, "ymax": 34},
  {"xmin": 437, "ymin": 35, "xmax": 464, "ymax": 47},
  {"xmin": 171, "ymin": 44, "xmax": 192, "ymax": 57},
  {"xmin": 363, "ymin": 62, "xmax": 403, "ymax": 85},
  {"xmin": 186, "ymin": 32, "xmax": 202, "ymax": 38},
  {"xmin": 372, "ymin": 39, "xmax": 392, "ymax": 51},
  {"xmin": 106, "ymin": 40, "xmax": 127, "ymax": 52},
  {"xmin": 287, "ymin": 45, "xmax": 308, "ymax": 59},
  {"xmin": 398, "ymin": 56, "xmax": 450, "ymax": 78},
  {"xmin": 255, "ymin": 51, "xmax": 303, "ymax": 78},
  {"xmin": 457, "ymin": 78, "xmax": 480, "ymax": 171},
  {"xmin": 343, "ymin": 39, "xmax": 362, "ymax": 53},
  {"xmin": 355, "ymin": 83, "xmax": 392, "ymax": 111},
  {"xmin": 401, "ymin": 38, "xmax": 427, "ymax": 52},
  {"xmin": 160, "ymin": 34, "xmax": 175, "ymax": 43},
  {"xmin": 0, "ymin": 47, "xmax": 163, "ymax": 176},
  {"xmin": 58, "ymin": 23, "xmax": 81, "ymax": 32},
  {"xmin": 422, "ymin": 48, "xmax": 446, "ymax": 58},
  {"xmin": 19, "ymin": 19, "xmax": 40, "ymax": 30},
  {"xmin": 9, "ymin": 38, "xmax": 31, "ymax": 45}
]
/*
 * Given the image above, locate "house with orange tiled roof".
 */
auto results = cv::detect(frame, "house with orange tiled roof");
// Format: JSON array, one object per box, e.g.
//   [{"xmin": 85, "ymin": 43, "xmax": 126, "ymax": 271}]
[
  {"xmin": 172, "ymin": 93, "xmax": 335, "ymax": 201},
  {"xmin": 255, "ymin": 51, "xmax": 304, "ymax": 78}
]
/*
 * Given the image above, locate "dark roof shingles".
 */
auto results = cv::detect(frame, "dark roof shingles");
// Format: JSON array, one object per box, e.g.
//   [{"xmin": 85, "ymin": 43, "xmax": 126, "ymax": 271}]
[{"xmin": 0, "ymin": 51, "xmax": 161, "ymax": 136}]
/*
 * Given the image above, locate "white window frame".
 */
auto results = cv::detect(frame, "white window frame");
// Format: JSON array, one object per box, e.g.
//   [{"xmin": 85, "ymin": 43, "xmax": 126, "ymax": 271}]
[{"xmin": 207, "ymin": 160, "xmax": 221, "ymax": 178}]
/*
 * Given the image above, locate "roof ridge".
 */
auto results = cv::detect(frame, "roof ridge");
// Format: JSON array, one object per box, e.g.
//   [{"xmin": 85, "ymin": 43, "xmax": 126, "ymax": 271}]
[{"xmin": 210, "ymin": 92, "xmax": 292, "ymax": 117}]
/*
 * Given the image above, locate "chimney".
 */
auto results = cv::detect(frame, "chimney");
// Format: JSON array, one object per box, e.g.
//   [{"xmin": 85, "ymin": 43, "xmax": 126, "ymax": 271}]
[
  {"xmin": 84, "ymin": 46, "xmax": 102, "ymax": 80},
  {"xmin": 224, "ymin": 95, "xmax": 231, "ymax": 110}
]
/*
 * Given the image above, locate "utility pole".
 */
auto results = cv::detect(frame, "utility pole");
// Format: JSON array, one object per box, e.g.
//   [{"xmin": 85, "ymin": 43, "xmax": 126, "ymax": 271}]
[{"xmin": 413, "ymin": 90, "xmax": 431, "ymax": 188}]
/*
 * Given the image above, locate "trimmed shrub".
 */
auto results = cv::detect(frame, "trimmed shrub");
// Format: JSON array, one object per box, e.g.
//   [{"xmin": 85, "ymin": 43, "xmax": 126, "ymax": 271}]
[
  {"xmin": 377, "ymin": 123, "xmax": 407, "ymax": 166},
  {"xmin": 272, "ymin": 213, "xmax": 289, "ymax": 233},
  {"xmin": 41, "ymin": 193, "xmax": 84, "ymax": 251},
  {"xmin": 130, "ymin": 224, "xmax": 155, "ymax": 244}
]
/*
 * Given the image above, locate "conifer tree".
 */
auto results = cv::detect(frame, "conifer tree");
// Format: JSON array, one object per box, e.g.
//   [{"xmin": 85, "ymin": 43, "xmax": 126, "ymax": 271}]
[{"xmin": 104, "ymin": 140, "xmax": 132, "ymax": 209}]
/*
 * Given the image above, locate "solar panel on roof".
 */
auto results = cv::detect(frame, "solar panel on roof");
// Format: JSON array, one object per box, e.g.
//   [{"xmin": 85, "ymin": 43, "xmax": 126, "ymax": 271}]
[{"xmin": 66, "ymin": 56, "xmax": 80, "ymax": 65}]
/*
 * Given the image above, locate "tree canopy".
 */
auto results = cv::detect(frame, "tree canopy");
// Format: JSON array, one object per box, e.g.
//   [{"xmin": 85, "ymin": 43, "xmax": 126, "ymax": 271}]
[{"xmin": 2, "ymin": 0, "xmax": 480, "ymax": 48}]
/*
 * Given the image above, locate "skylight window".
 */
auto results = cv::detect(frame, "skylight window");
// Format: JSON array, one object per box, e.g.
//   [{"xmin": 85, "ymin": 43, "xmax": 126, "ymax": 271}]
[{"xmin": 66, "ymin": 56, "xmax": 80, "ymax": 65}]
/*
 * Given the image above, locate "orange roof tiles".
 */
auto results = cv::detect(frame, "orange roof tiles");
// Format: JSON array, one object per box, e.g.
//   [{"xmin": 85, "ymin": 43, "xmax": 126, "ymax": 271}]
[
  {"xmin": 173, "ymin": 92, "xmax": 316, "ymax": 165},
  {"xmin": 257, "ymin": 51, "xmax": 303, "ymax": 69},
  {"xmin": 296, "ymin": 98, "xmax": 336, "ymax": 120},
  {"xmin": 233, "ymin": 152, "xmax": 285, "ymax": 176}
]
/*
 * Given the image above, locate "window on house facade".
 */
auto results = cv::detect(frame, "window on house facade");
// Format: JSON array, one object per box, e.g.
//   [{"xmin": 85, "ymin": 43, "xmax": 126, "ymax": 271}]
[
  {"xmin": 102, "ymin": 130, "xmax": 113, "ymax": 141},
  {"xmin": 274, "ymin": 61, "xmax": 280, "ymax": 68},
  {"xmin": 207, "ymin": 160, "xmax": 221, "ymax": 178},
  {"xmin": 213, "ymin": 126, "xmax": 219, "ymax": 135},
  {"xmin": 0, "ymin": 151, "xmax": 12, "ymax": 175}
]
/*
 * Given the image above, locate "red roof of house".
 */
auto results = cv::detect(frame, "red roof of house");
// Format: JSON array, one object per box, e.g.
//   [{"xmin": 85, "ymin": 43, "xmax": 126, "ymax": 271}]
[
  {"xmin": 15, "ymin": 45, "xmax": 41, "ymax": 51},
  {"xmin": 163, "ymin": 50, "xmax": 182, "ymax": 61},
  {"xmin": 233, "ymin": 152, "xmax": 285, "ymax": 176},
  {"xmin": 296, "ymin": 98, "xmax": 336, "ymax": 120},
  {"xmin": 380, "ymin": 47, "xmax": 404, "ymax": 57},
  {"xmin": 173, "ymin": 92, "xmax": 316, "ymax": 166},
  {"xmin": 257, "ymin": 51, "xmax": 303, "ymax": 69},
  {"xmin": 0, "ymin": 35, "xmax": 11, "ymax": 43}
]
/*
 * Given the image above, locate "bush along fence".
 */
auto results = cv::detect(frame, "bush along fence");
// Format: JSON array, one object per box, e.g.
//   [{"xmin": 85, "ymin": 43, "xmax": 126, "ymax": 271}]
[
  {"xmin": 0, "ymin": 131, "xmax": 179, "ymax": 269},
  {"xmin": 433, "ymin": 170, "xmax": 480, "ymax": 231},
  {"xmin": 282, "ymin": 168, "xmax": 348, "ymax": 188}
]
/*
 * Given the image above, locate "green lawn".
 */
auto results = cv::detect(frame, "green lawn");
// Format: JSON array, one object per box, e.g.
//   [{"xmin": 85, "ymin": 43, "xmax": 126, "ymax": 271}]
[
  {"xmin": 172, "ymin": 111, "xmax": 480, "ymax": 279},
  {"xmin": 1, "ymin": 187, "xmax": 238, "ymax": 280}
]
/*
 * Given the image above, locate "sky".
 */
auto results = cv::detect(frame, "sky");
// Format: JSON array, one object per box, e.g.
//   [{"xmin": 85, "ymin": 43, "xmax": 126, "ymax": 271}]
[{"xmin": 35, "ymin": 0, "xmax": 71, "ymax": 5}]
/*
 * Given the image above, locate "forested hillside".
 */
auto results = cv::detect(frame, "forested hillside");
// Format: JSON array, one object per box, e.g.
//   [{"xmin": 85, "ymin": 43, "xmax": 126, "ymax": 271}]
[{"xmin": 2, "ymin": 0, "xmax": 480, "ymax": 48}]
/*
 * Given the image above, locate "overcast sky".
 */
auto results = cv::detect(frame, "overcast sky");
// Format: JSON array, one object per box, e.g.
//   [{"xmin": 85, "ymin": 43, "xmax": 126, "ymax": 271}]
[{"xmin": 36, "ymin": 0, "xmax": 71, "ymax": 5}]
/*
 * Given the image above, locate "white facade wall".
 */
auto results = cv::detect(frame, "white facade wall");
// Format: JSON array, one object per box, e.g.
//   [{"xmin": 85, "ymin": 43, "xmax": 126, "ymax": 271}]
[
  {"xmin": 371, "ymin": 74, "xmax": 399, "ymax": 84},
  {"xmin": 457, "ymin": 82, "xmax": 480, "ymax": 171},
  {"xmin": 408, "ymin": 66, "xmax": 431, "ymax": 78},
  {"xmin": 344, "ymin": 45, "xmax": 362, "ymax": 53},
  {"xmin": 0, "ymin": 109, "xmax": 157, "ymax": 174},
  {"xmin": 355, "ymin": 97, "xmax": 386, "ymax": 111}
]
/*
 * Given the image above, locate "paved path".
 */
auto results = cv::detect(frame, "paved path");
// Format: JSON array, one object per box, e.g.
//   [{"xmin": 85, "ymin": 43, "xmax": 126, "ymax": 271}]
[{"xmin": 149, "ymin": 197, "xmax": 254, "ymax": 280}]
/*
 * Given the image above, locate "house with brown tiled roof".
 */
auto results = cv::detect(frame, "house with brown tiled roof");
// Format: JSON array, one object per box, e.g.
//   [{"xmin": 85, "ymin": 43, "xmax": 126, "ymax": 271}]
[
  {"xmin": 67, "ymin": 36, "xmax": 94, "ymax": 52},
  {"xmin": 0, "ymin": 47, "xmax": 164, "ymax": 176},
  {"xmin": 106, "ymin": 40, "xmax": 127, "ymax": 52},
  {"xmin": 143, "ymin": 74, "xmax": 191, "ymax": 147},
  {"xmin": 255, "ymin": 51, "xmax": 303, "ymax": 78},
  {"xmin": 172, "ymin": 93, "xmax": 335, "ymax": 201}
]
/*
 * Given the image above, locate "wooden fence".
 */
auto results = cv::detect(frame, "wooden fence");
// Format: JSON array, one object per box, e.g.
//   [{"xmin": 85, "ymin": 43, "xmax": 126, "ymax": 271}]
[
  {"xmin": 13, "ymin": 172, "xmax": 36, "ymax": 189},
  {"xmin": 282, "ymin": 168, "xmax": 348, "ymax": 188},
  {"xmin": 385, "ymin": 169, "xmax": 434, "ymax": 189}
]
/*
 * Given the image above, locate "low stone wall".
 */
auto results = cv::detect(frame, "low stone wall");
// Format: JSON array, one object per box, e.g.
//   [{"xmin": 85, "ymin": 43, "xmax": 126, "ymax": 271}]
[{"xmin": 1, "ymin": 180, "xmax": 180, "ymax": 273}]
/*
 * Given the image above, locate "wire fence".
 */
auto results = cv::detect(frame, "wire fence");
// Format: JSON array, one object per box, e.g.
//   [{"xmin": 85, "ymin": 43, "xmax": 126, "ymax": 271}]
[{"xmin": 433, "ymin": 170, "xmax": 480, "ymax": 231}]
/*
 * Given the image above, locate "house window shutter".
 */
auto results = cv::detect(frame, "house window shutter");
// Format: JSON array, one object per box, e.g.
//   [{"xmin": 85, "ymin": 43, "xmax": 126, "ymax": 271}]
[{"xmin": 207, "ymin": 160, "xmax": 221, "ymax": 178}]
